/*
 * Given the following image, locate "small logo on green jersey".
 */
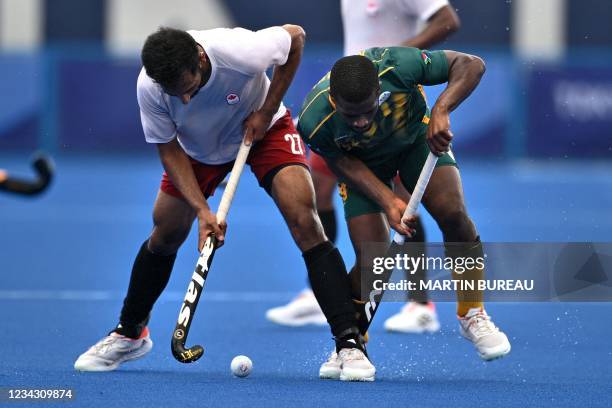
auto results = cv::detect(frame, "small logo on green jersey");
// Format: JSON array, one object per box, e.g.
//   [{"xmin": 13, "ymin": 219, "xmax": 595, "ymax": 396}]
[{"xmin": 421, "ymin": 51, "xmax": 431, "ymax": 65}]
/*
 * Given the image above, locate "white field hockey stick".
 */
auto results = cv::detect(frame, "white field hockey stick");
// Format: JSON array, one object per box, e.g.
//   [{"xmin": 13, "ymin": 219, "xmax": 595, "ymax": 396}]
[
  {"xmin": 362, "ymin": 151, "xmax": 438, "ymax": 323},
  {"xmin": 393, "ymin": 151, "xmax": 438, "ymax": 244},
  {"xmin": 171, "ymin": 140, "xmax": 252, "ymax": 363}
]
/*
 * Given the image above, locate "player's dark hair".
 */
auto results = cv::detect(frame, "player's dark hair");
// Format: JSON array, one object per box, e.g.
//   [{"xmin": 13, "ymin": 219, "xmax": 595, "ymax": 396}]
[
  {"xmin": 141, "ymin": 27, "xmax": 200, "ymax": 90},
  {"xmin": 330, "ymin": 55, "xmax": 379, "ymax": 103}
]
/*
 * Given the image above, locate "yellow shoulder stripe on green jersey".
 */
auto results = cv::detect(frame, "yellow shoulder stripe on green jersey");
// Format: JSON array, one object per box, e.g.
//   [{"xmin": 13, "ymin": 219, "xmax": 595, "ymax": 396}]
[
  {"xmin": 299, "ymin": 87, "xmax": 330, "ymax": 121},
  {"xmin": 378, "ymin": 66, "xmax": 394, "ymax": 77},
  {"xmin": 308, "ymin": 110, "xmax": 336, "ymax": 139}
]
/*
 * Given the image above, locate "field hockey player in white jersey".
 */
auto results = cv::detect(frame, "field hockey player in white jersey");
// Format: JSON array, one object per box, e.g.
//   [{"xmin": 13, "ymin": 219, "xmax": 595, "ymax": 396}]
[{"xmin": 75, "ymin": 25, "xmax": 367, "ymax": 374}]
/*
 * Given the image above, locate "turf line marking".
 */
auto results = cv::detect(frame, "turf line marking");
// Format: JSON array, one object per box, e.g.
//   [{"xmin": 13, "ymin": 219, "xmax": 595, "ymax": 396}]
[{"xmin": 0, "ymin": 290, "xmax": 296, "ymax": 302}]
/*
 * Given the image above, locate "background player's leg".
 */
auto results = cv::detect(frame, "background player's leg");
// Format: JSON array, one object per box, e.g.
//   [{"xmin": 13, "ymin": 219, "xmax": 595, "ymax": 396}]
[
  {"xmin": 346, "ymin": 212, "xmax": 390, "ymax": 299},
  {"xmin": 313, "ymin": 169, "xmax": 339, "ymax": 243},
  {"xmin": 383, "ymin": 176, "xmax": 440, "ymax": 334},
  {"xmin": 395, "ymin": 180, "xmax": 428, "ymax": 302},
  {"xmin": 346, "ymin": 212, "xmax": 410, "ymax": 336}
]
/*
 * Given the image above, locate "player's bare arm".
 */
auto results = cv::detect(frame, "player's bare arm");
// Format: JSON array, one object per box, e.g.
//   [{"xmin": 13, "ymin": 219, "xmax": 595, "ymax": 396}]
[
  {"xmin": 326, "ymin": 154, "xmax": 413, "ymax": 236},
  {"xmin": 403, "ymin": 5, "xmax": 460, "ymax": 49},
  {"xmin": 427, "ymin": 51, "xmax": 486, "ymax": 156},
  {"xmin": 244, "ymin": 24, "xmax": 305, "ymax": 144},
  {"xmin": 157, "ymin": 139, "xmax": 225, "ymax": 250}
]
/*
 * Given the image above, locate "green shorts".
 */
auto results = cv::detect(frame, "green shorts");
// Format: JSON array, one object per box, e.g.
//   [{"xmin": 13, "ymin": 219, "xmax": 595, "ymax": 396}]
[{"xmin": 338, "ymin": 137, "xmax": 457, "ymax": 220}]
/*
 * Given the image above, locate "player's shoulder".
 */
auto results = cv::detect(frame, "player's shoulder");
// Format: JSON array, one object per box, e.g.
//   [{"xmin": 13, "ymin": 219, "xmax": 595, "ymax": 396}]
[
  {"xmin": 187, "ymin": 28, "xmax": 241, "ymax": 63},
  {"xmin": 187, "ymin": 27, "xmax": 248, "ymax": 46},
  {"xmin": 362, "ymin": 46, "xmax": 423, "ymax": 69},
  {"xmin": 298, "ymin": 77, "xmax": 334, "ymax": 138},
  {"xmin": 136, "ymin": 67, "xmax": 164, "ymax": 105},
  {"xmin": 189, "ymin": 26, "xmax": 288, "ymax": 74},
  {"xmin": 364, "ymin": 47, "xmax": 446, "ymax": 85}
]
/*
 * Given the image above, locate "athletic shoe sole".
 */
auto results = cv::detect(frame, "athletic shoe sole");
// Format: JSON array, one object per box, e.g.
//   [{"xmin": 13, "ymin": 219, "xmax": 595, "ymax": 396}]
[
  {"xmin": 319, "ymin": 368, "xmax": 341, "ymax": 380},
  {"xmin": 340, "ymin": 371, "xmax": 375, "ymax": 382},
  {"xmin": 479, "ymin": 343, "xmax": 512, "ymax": 361}
]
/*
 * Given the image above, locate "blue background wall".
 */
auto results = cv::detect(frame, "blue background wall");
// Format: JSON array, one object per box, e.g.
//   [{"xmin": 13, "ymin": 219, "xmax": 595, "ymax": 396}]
[{"xmin": 1, "ymin": 0, "xmax": 611, "ymax": 159}]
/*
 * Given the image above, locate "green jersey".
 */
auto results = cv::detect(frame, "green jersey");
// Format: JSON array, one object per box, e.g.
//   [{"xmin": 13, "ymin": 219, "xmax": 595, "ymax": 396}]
[{"xmin": 297, "ymin": 47, "xmax": 449, "ymax": 169}]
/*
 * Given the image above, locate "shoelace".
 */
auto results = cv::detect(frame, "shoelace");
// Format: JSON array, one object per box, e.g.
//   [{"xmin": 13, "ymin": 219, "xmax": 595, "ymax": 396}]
[
  {"xmin": 339, "ymin": 348, "xmax": 363, "ymax": 362},
  {"xmin": 94, "ymin": 334, "xmax": 133, "ymax": 354},
  {"xmin": 467, "ymin": 313, "xmax": 497, "ymax": 338}
]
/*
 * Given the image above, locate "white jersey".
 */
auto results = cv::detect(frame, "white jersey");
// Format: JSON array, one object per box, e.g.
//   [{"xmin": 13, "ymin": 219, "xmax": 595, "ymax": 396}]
[
  {"xmin": 341, "ymin": 0, "xmax": 449, "ymax": 55},
  {"xmin": 137, "ymin": 27, "xmax": 291, "ymax": 164}
]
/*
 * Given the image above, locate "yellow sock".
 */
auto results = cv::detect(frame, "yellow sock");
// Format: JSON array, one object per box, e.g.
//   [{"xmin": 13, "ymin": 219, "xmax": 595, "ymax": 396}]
[
  {"xmin": 448, "ymin": 241, "xmax": 485, "ymax": 317},
  {"xmin": 457, "ymin": 301, "xmax": 484, "ymax": 317}
]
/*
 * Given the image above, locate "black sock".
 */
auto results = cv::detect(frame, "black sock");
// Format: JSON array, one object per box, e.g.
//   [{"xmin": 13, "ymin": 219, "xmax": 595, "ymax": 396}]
[
  {"xmin": 117, "ymin": 240, "xmax": 176, "ymax": 338},
  {"xmin": 303, "ymin": 241, "xmax": 358, "ymax": 338},
  {"xmin": 318, "ymin": 209, "xmax": 337, "ymax": 244},
  {"xmin": 306, "ymin": 210, "xmax": 337, "ymax": 286},
  {"xmin": 334, "ymin": 327, "xmax": 366, "ymax": 353}
]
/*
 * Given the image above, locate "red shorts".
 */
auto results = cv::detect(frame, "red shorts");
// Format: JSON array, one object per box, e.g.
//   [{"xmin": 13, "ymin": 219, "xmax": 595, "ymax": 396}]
[
  {"xmin": 309, "ymin": 151, "xmax": 336, "ymax": 178},
  {"xmin": 161, "ymin": 111, "xmax": 309, "ymax": 198}
]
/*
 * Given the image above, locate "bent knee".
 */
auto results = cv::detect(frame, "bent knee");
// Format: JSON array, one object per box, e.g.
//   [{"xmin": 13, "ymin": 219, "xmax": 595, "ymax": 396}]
[
  {"xmin": 149, "ymin": 224, "xmax": 191, "ymax": 255},
  {"xmin": 287, "ymin": 211, "xmax": 326, "ymax": 249},
  {"xmin": 436, "ymin": 208, "xmax": 475, "ymax": 240}
]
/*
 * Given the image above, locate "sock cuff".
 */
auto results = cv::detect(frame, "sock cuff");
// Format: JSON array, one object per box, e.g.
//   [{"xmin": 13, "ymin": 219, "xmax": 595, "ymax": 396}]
[
  {"xmin": 302, "ymin": 240, "xmax": 335, "ymax": 264},
  {"xmin": 142, "ymin": 240, "xmax": 178, "ymax": 261}
]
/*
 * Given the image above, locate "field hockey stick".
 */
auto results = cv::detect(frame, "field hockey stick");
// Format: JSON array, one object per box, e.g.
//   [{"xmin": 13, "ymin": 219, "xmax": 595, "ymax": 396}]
[
  {"xmin": 362, "ymin": 151, "xmax": 439, "ymax": 324},
  {"xmin": 0, "ymin": 152, "xmax": 54, "ymax": 196},
  {"xmin": 171, "ymin": 140, "xmax": 252, "ymax": 363}
]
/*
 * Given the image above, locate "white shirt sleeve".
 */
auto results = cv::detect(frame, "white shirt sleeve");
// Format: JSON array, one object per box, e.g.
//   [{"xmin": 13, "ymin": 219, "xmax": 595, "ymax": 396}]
[
  {"xmin": 397, "ymin": 0, "xmax": 449, "ymax": 21},
  {"xmin": 223, "ymin": 27, "xmax": 292, "ymax": 75},
  {"xmin": 136, "ymin": 70, "xmax": 177, "ymax": 144}
]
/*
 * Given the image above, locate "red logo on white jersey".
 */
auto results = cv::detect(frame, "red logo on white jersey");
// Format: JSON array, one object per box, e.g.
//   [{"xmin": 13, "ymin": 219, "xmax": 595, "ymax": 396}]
[
  {"xmin": 366, "ymin": 0, "xmax": 379, "ymax": 15},
  {"xmin": 226, "ymin": 93, "xmax": 240, "ymax": 105}
]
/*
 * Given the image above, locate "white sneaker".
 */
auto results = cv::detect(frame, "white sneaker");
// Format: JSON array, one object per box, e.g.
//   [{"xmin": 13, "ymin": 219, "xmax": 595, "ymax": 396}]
[
  {"xmin": 459, "ymin": 308, "xmax": 511, "ymax": 361},
  {"xmin": 384, "ymin": 301, "xmax": 441, "ymax": 333},
  {"xmin": 265, "ymin": 289, "xmax": 327, "ymax": 327},
  {"xmin": 338, "ymin": 348, "xmax": 376, "ymax": 382},
  {"xmin": 319, "ymin": 351, "xmax": 341, "ymax": 379},
  {"xmin": 74, "ymin": 327, "xmax": 153, "ymax": 372}
]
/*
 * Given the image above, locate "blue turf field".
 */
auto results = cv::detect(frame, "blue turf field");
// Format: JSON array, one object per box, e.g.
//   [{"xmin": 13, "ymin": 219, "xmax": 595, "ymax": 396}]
[{"xmin": 1, "ymin": 153, "xmax": 611, "ymax": 407}]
